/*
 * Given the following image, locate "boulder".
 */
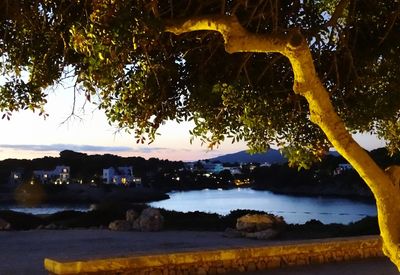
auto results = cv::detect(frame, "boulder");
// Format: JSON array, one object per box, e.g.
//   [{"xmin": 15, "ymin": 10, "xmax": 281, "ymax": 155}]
[
  {"xmin": 109, "ymin": 220, "xmax": 131, "ymax": 231},
  {"xmin": 244, "ymin": 229, "xmax": 279, "ymax": 240},
  {"xmin": 44, "ymin": 223, "xmax": 58, "ymax": 230},
  {"xmin": 135, "ymin": 208, "xmax": 164, "ymax": 232},
  {"xmin": 236, "ymin": 214, "xmax": 285, "ymax": 232},
  {"xmin": 0, "ymin": 218, "xmax": 11, "ymax": 230},
  {"xmin": 126, "ymin": 209, "xmax": 139, "ymax": 223}
]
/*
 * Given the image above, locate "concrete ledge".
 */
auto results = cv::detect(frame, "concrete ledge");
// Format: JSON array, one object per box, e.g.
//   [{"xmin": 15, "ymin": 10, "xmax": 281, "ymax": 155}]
[{"xmin": 45, "ymin": 235, "xmax": 383, "ymax": 274}]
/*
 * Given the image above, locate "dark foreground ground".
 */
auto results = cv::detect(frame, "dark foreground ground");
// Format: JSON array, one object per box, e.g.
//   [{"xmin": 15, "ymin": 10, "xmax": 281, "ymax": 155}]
[{"xmin": 0, "ymin": 230, "xmax": 398, "ymax": 275}]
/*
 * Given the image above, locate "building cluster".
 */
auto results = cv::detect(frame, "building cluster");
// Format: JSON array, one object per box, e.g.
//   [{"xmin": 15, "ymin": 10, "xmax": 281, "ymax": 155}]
[
  {"xmin": 185, "ymin": 161, "xmax": 254, "ymax": 186},
  {"xmin": 9, "ymin": 165, "xmax": 142, "ymax": 187},
  {"xmin": 185, "ymin": 161, "xmax": 245, "ymax": 175},
  {"xmin": 7, "ymin": 160, "xmax": 353, "ymax": 187}
]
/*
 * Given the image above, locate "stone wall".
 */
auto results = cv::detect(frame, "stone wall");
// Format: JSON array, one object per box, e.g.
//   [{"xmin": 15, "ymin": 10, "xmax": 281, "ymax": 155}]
[{"xmin": 45, "ymin": 235, "xmax": 383, "ymax": 275}]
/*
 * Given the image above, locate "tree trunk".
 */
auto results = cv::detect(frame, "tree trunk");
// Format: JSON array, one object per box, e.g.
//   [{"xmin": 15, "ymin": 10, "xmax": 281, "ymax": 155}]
[{"xmin": 166, "ymin": 15, "xmax": 400, "ymax": 269}]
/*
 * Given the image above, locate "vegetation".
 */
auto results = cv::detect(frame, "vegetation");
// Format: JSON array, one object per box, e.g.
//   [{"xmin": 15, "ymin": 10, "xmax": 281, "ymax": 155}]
[
  {"xmin": 2, "ymin": 0, "xmax": 400, "ymax": 267},
  {"xmin": 0, "ymin": 150, "xmax": 184, "ymax": 186},
  {"xmin": 0, "ymin": 207, "xmax": 379, "ymax": 240}
]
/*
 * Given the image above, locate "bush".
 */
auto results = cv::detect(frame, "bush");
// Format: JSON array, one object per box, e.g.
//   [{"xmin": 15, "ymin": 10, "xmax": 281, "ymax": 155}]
[{"xmin": 0, "ymin": 210, "xmax": 44, "ymax": 230}]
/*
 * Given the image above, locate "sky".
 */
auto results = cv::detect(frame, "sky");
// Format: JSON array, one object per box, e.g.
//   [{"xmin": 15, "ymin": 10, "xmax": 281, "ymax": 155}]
[
  {"xmin": 0, "ymin": 83, "xmax": 387, "ymax": 162},
  {"xmin": 0, "ymin": 84, "xmax": 249, "ymax": 161}
]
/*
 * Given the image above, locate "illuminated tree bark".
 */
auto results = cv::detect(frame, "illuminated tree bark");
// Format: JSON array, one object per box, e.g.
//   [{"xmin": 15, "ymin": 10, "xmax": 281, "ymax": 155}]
[{"xmin": 166, "ymin": 15, "xmax": 400, "ymax": 269}]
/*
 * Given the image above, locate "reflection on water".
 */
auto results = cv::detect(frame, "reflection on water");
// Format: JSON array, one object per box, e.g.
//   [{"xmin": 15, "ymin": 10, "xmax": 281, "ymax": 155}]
[
  {"xmin": 149, "ymin": 188, "xmax": 377, "ymax": 224},
  {"xmin": 0, "ymin": 204, "xmax": 89, "ymax": 215}
]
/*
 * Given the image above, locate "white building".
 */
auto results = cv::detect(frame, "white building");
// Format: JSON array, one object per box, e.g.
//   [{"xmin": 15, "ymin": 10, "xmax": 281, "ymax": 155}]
[
  {"xmin": 226, "ymin": 167, "xmax": 242, "ymax": 175},
  {"xmin": 334, "ymin": 163, "xmax": 353, "ymax": 175},
  {"xmin": 33, "ymin": 166, "xmax": 70, "ymax": 184},
  {"xmin": 9, "ymin": 170, "xmax": 23, "ymax": 185},
  {"xmin": 102, "ymin": 166, "xmax": 141, "ymax": 186}
]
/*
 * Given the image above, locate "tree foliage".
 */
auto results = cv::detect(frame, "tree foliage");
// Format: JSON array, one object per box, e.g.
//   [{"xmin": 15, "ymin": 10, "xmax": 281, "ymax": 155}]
[{"xmin": 1, "ymin": 0, "xmax": 400, "ymax": 167}]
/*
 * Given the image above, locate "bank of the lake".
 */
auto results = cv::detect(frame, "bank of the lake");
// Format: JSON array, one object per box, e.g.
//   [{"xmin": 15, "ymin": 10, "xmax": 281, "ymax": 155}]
[
  {"xmin": 0, "ymin": 187, "xmax": 377, "ymax": 224},
  {"xmin": 0, "ymin": 183, "xmax": 169, "ymax": 205}
]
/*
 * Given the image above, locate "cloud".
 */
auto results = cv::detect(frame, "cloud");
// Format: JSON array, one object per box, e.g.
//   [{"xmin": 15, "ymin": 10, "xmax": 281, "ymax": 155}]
[
  {"xmin": 130, "ymin": 147, "xmax": 168, "ymax": 154},
  {"xmin": 0, "ymin": 144, "xmax": 133, "ymax": 152}
]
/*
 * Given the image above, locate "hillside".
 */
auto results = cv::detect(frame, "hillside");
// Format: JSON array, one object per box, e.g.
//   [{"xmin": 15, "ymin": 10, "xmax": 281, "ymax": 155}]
[{"xmin": 208, "ymin": 149, "xmax": 286, "ymax": 164}]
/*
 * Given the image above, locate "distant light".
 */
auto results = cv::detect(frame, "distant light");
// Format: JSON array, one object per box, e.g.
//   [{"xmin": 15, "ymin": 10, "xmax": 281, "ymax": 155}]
[{"xmin": 30, "ymin": 181, "xmax": 34, "ymax": 185}]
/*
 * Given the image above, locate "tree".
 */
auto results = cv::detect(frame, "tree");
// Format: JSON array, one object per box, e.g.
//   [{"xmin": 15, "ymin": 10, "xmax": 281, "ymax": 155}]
[{"xmin": 2, "ymin": 0, "xmax": 400, "ymax": 268}]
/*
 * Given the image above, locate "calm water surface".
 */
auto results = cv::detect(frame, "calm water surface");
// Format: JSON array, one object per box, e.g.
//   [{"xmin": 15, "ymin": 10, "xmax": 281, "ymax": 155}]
[
  {"xmin": 149, "ymin": 188, "xmax": 377, "ymax": 224},
  {"xmin": 1, "ymin": 188, "xmax": 377, "ymax": 224},
  {"xmin": 0, "ymin": 204, "xmax": 89, "ymax": 215}
]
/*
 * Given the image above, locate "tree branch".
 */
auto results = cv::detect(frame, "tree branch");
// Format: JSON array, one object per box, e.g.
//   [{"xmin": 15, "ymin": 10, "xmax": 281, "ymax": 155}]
[
  {"xmin": 165, "ymin": 15, "xmax": 295, "ymax": 54},
  {"xmin": 165, "ymin": 16, "xmax": 400, "ymax": 266},
  {"xmin": 324, "ymin": 0, "xmax": 350, "ymax": 28}
]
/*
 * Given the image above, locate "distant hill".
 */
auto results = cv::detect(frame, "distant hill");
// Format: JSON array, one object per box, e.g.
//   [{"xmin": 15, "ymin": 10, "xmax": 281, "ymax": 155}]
[
  {"xmin": 208, "ymin": 149, "xmax": 345, "ymax": 164},
  {"xmin": 208, "ymin": 149, "xmax": 286, "ymax": 164}
]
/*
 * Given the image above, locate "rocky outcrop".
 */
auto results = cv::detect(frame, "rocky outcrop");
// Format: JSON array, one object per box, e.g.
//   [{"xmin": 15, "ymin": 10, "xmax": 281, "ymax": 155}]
[
  {"xmin": 236, "ymin": 214, "xmax": 283, "ymax": 232},
  {"xmin": 109, "ymin": 207, "xmax": 164, "ymax": 232},
  {"xmin": 109, "ymin": 220, "xmax": 132, "ymax": 231},
  {"xmin": 126, "ymin": 209, "xmax": 139, "ymax": 223},
  {"xmin": 0, "ymin": 218, "xmax": 11, "ymax": 230},
  {"xmin": 224, "ymin": 213, "xmax": 286, "ymax": 240},
  {"xmin": 132, "ymin": 208, "xmax": 164, "ymax": 232}
]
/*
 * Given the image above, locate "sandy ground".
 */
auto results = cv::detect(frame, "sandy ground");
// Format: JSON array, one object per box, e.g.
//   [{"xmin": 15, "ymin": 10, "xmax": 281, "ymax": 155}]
[{"xmin": 0, "ymin": 230, "xmax": 398, "ymax": 275}]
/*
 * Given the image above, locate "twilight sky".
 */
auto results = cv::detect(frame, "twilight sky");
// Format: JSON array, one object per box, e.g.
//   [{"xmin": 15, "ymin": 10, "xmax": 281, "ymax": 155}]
[{"xmin": 0, "ymin": 84, "xmax": 386, "ymax": 162}]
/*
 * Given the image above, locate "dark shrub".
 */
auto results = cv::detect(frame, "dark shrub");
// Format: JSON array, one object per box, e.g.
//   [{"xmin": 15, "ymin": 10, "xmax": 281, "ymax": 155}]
[{"xmin": 0, "ymin": 210, "xmax": 44, "ymax": 230}]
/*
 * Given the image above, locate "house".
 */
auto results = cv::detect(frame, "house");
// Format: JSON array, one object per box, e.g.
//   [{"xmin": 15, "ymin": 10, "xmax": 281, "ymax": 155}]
[
  {"xmin": 9, "ymin": 169, "xmax": 23, "ymax": 185},
  {"xmin": 102, "ymin": 166, "xmax": 141, "ymax": 186},
  {"xmin": 33, "ymin": 166, "xmax": 70, "ymax": 184},
  {"xmin": 226, "ymin": 166, "xmax": 242, "ymax": 175},
  {"xmin": 334, "ymin": 163, "xmax": 353, "ymax": 175}
]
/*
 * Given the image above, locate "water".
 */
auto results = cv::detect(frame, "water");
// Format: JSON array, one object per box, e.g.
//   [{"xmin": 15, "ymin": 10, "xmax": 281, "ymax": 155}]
[
  {"xmin": 149, "ymin": 188, "xmax": 377, "ymax": 224},
  {"xmin": 0, "ymin": 204, "xmax": 90, "ymax": 215}
]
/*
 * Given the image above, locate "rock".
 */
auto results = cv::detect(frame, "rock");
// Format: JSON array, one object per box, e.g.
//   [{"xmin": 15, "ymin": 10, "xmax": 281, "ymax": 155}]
[
  {"xmin": 109, "ymin": 220, "xmax": 131, "ymax": 231},
  {"xmin": 244, "ymin": 229, "xmax": 279, "ymax": 240},
  {"xmin": 0, "ymin": 218, "xmax": 11, "ymax": 230},
  {"xmin": 89, "ymin": 204, "xmax": 98, "ymax": 211},
  {"xmin": 236, "ymin": 214, "xmax": 285, "ymax": 232},
  {"xmin": 44, "ymin": 223, "xmax": 58, "ymax": 230},
  {"xmin": 126, "ymin": 209, "xmax": 139, "ymax": 223},
  {"xmin": 131, "ymin": 218, "xmax": 141, "ymax": 231},
  {"xmin": 136, "ymin": 208, "xmax": 164, "ymax": 232}
]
